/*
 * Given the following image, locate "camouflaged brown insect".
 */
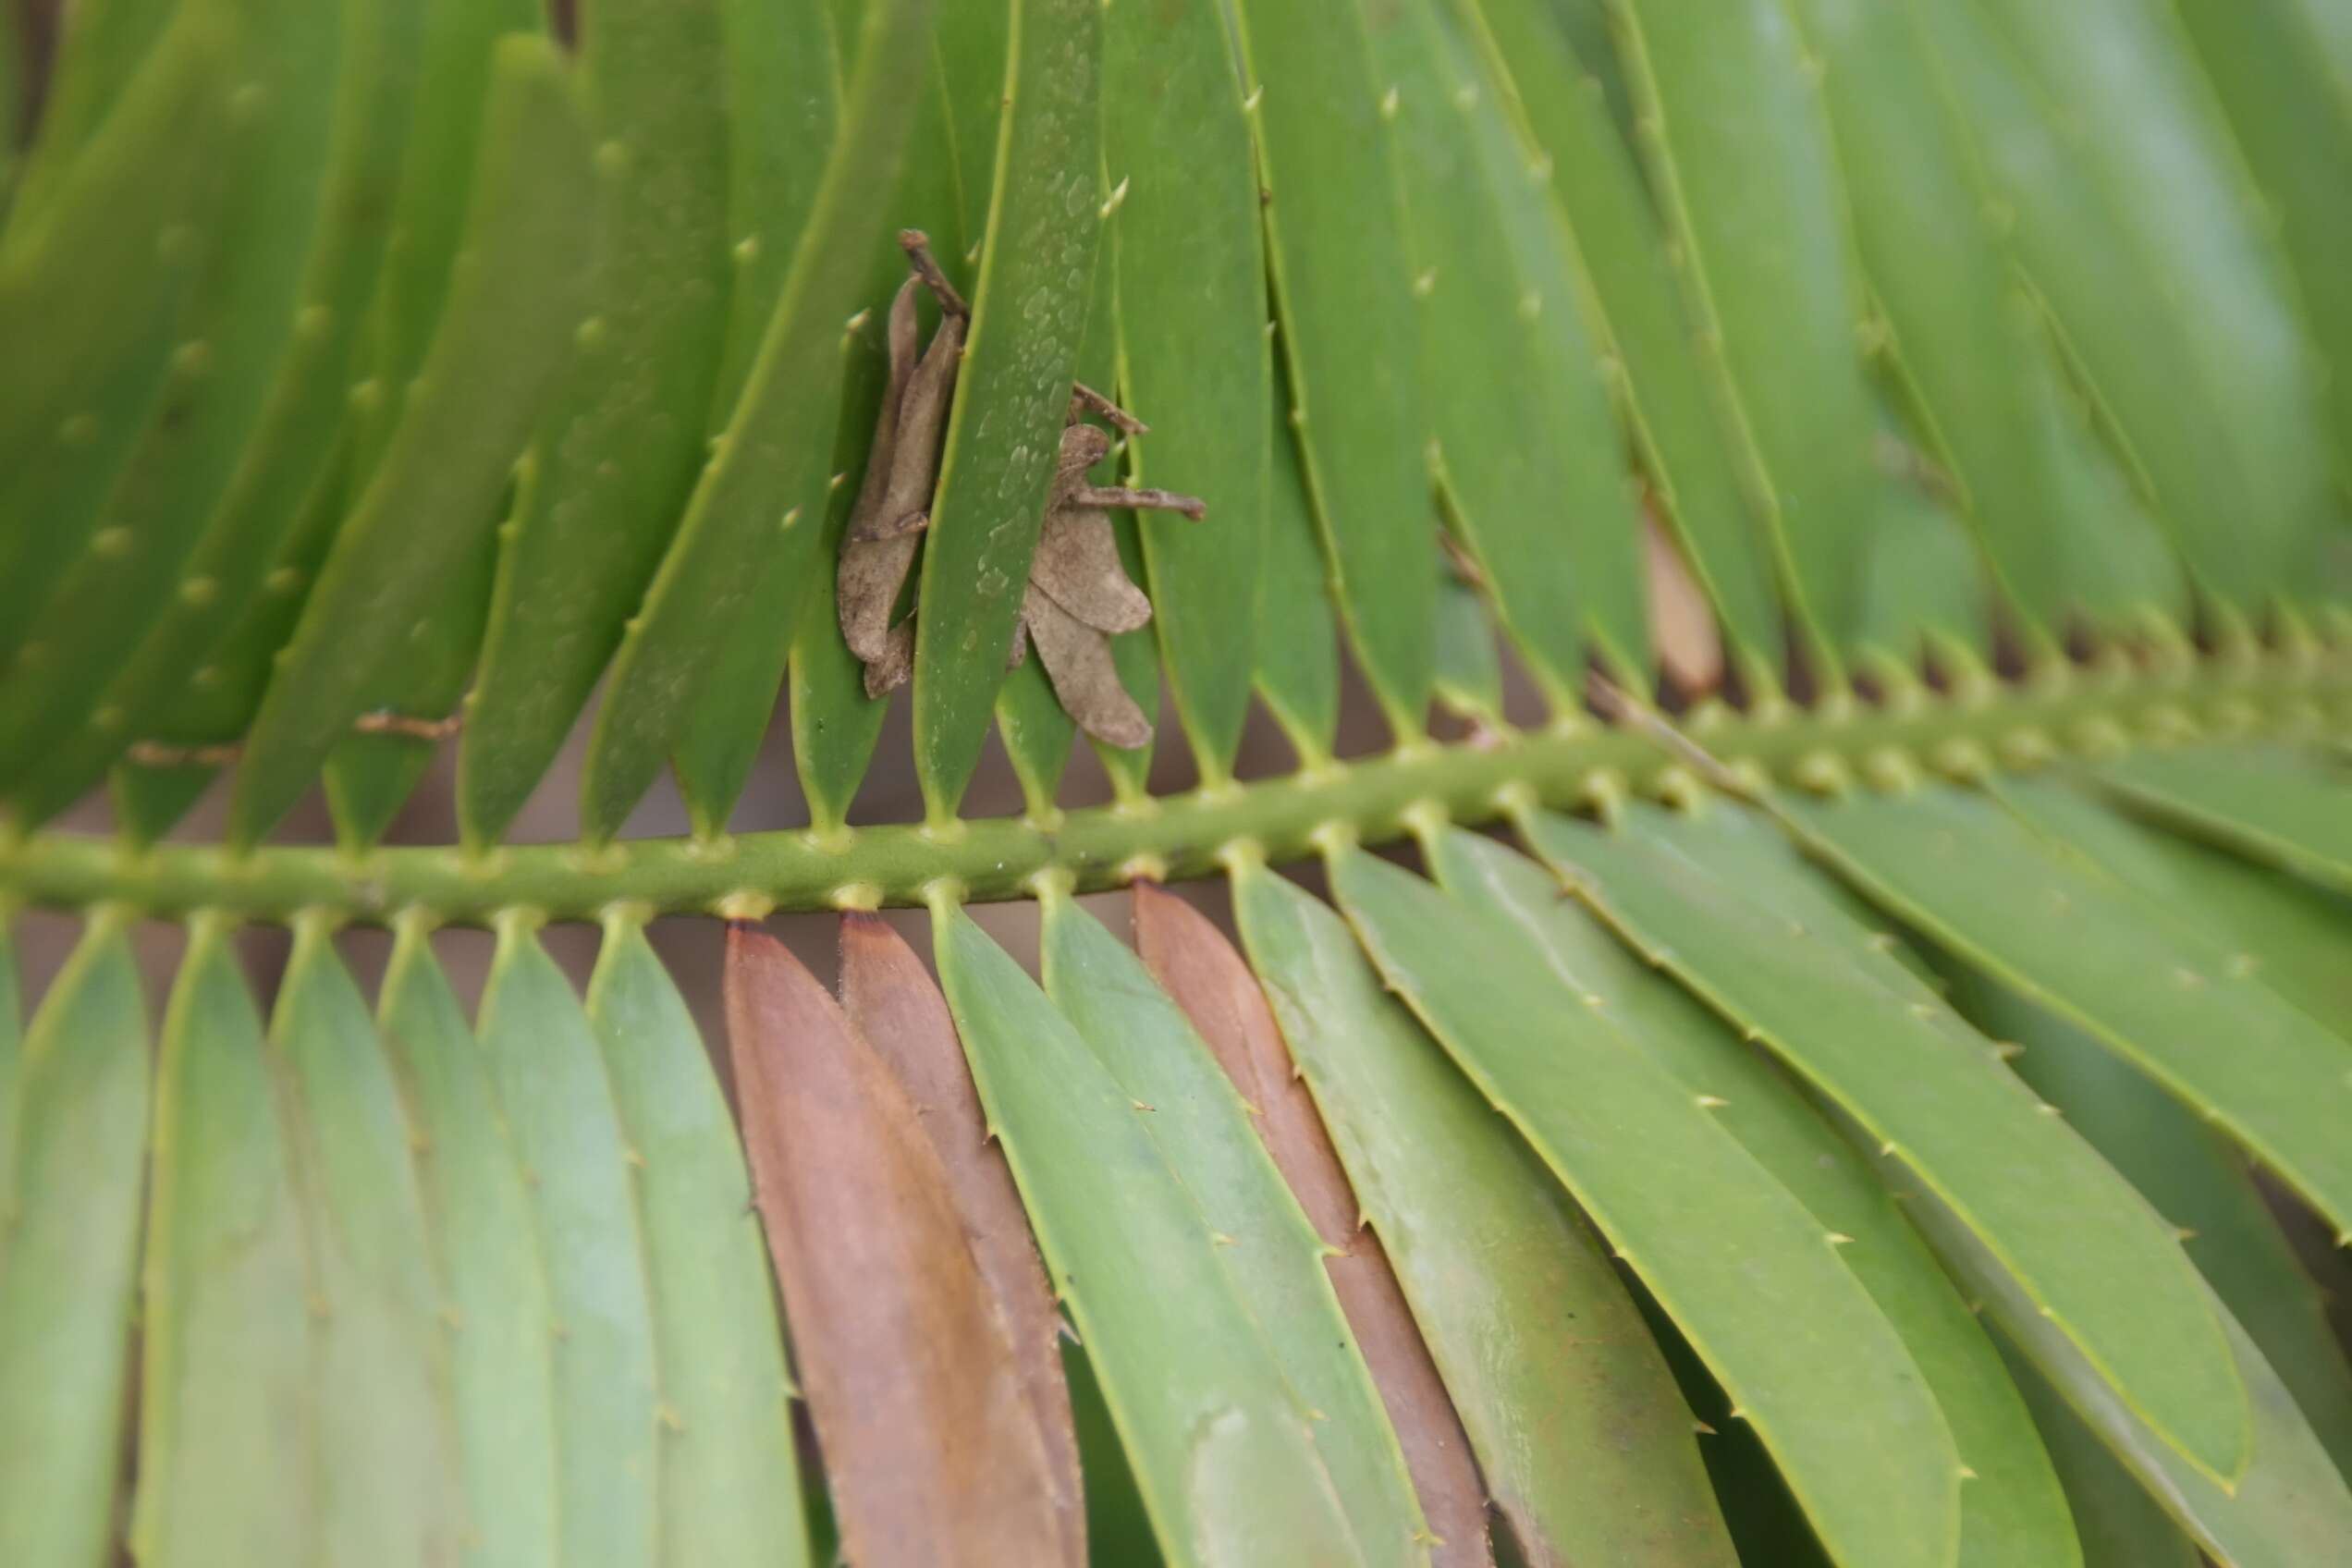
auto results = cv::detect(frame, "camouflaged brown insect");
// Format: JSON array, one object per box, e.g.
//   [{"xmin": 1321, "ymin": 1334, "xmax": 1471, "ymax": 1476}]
[{"xmin": 835, "ymin": 232, "xmax": 1203, "ymax": 746}]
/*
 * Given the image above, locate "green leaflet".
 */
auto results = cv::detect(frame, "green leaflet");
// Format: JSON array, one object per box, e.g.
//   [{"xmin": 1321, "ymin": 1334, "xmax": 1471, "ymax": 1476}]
[
  {"xmin": 781, "ymin": 60, "xmax": 965, "ymax": 839},
  {"xmin": 578, "ymin": 0, "xmax": 935, "ymax": 842},
  {"xmin": 786, "ymin": 332, "xmax": 922, "ymax": 837},
  {"xmin": 0, "ymin": 920, "xmax": 148, "ymax": 1568},
  {"xmin": 1777, "ymin": 0, "xmax": 2078, "ymax": 645},
  {"xmin": 318, "ymin": 451, "xmax": 513, "ymax": 852},
  {"xmin": 1231, "ymin": 0, "xmax": 1436, "ymax": 732},
  {"xmin": 1369, "ymin": 0, "xmax": 1646, "ymax": 696},
  {"xmin": 1614, "ymin": 802, "xmax": 1939, "ymax": 994},
  {"xmin": 1104, "ymin": 0, "xmax": 1269, "ymax": 782},
  {"xmin": 133, "ymin": 917, "xmax": 314, "ymax": 1568},
  {"xmin": 933, "ymin": 1, "xmax": 1013, "ymax": 256},
  {"xmin": 0, "ymin": 4, "xmax": 14, "ymax": 210},
  {"xmin": 1325, "ymin": 842, "xmax": 1962, "ymax": 1568},
  {"xmin": 1540, "ymin": 0, "xmax": 1635, "ymax": 129},
  {"xmin": 1849, "ymin": 457, "xmax": 1987, "ymax": 663},
  {"xmin": 3, "ymin": 0, "xmax": 178, "ymax": 224},
  {"xmin": 1919, "ymin": 0, "xmax": 2331, "ymax": 617},
  {"xmin": 667, "ymin": 0, "xmax": 842, "ymax": 837},
  {"xmin": 2003, "ymin": 1347, "xmax": 2199, "ymax": 1568},
  {"xmin": 1633, "ymin": 1300, "xmax": 1835, "ymax": 1568},
  {"xmin": 2010, "ymin": 351, "xmax": 2187, "ymax": 631},
  {"xmin": 711, "ymin": 0, "xmax": 839, "ymax": 425},
  {"xmin": 2290, "ymin": 0, "xmax": 2352, "ymax": 110},
  {"xmin": 1002, "ymin": 233, "xmax": 1170, "ymax": 802},
  {"xmin": 1037, "ymin": 894, "xmax": 1430, "ymax": 1567},
  {"xmin": 0, "ymin": 3, "xmax": 235, "ymax": 668},
  {"xmin": 9, "ymin": 0, "xmax": 503, "ymax": 834},
  {"xmin": 994, "ymin": 203, "xmax": 1122, "ymax": 816},
  {"xmin": 930, "ymin": 904, "xmax": 1370, "ymax": 1568},
  {"xmin": 479, "ymin": 923, "xmax": 659, "ymax": 1568},
  {"xmin": 320, "ymin": 514, "xmax": 501, "ymax": 850},
  {"xmin": 0, "ymin": 0, "xmax": 351, "ymax": 785},
  {"xmin": 1430, "ymin": 571, "xmax": 1503, "ymax": 725},
  {"xmin": 1530, "ymin": 801, "xmax": 2250, "ymax": 1488},
  {"xmin": 97, "ymin": 430, "xmax": 352, "ymax": 846},
  {"xmin": 459, "ymin": 0, "xmax": 734, "ymax": 846},
  {"xmin": 1902, "ymin": 1160, "xmax": 2352, "ymax": 1568},
  {"xmin": 1231, "ymin": 861, "xmax": 1741, "ymax": 1568},
  {"xmin": 1463, "ymin": 0, "xmax": 1782, "ymax": 670},
  {"xmin": 1434, "ymin": 827, "xmax": 2079, "ymax": 1568},
  {"xmin": 1609, "ymin": 0, "xmax": 1891, "ymax": 664},
  {"xmin": 584, "ymin": 916, "xmax": 809, "ymax": 1568},
  {"xmin": 997, "ymin": 652, "xmax": 1080, "ymax": 820},
  {"xmin": 228, "ymin": 36, "xmax": 597, "ymax": 845},
  {"xmin": 1951, "ymin": 970, "xmax": 2352, "ymax": 1478},
  {"xmin": 107, "ymin": 762, "xmax": 224, "ymax": 853},
  {"xmin": 1251, "ymin": 378, "xmax": 1341, "ymax": 764},
  {"xmin": 1775, "ymin": 784, "xmax": 2352, "ymax": 1245},
  {"xmin": 0, "ymin": 924, "xmax": 14, "ymax": 1203},
  {"xmin": 781, "ymin": 358, "xmax": 898, "ymax": 825},
  {"xmin": 377, "ymin": 924, "xmax": 560, "ymax": 1568},
  {"xmin": 1455, "ymin": 0, "xmax": 1658, "ymax": 686},
  {"xmin": 2172, "ymin": 0, "xmax": 2352, "ymax": 487},
  {"xmin": 271, "ymin": 921, "xmax": 462, "ymax": 1568},
  {"xmin": 357, "ymin": 0, "xmax": 545, "ymax": 474},
  {"xmin": 312, "ymin": 0, "xmax": 544, "ymax": 851},
  {"xmin": 2088, "ymin": 743, "xmax": 2352, "ymax": 896},
  {"xmin": 1996, "ymin": 773, "xmax": 2352, "ymax": 1024},
  {"xmin": 1131, "ymin": 880, "xmax": 1488, "ymax": 1562},
  {"xmin": 1073, "ymin": 202, "xmax": 1167, "ymax": 803},
  {"xmin": 1586, "ymin": 798, "xmax": 2351, "ymax": 1559},
  {"xmin": 908, "ymin": 0, "xmax": 1103, "ymax": 819}
]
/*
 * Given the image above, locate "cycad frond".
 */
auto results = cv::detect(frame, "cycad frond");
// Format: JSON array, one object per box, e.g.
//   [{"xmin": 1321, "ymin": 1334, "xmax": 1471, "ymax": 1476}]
[{"xmin": 3, "ymin": 1, "xmax": 2351, "ymax": 1565}]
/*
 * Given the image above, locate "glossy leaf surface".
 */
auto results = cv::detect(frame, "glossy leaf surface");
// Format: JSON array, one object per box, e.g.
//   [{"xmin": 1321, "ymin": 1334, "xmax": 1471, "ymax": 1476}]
[
  {"xmin": 933, "ymin": 904, "xmax": 1370, "ymax": 1568},
  {"xmin": 1529, "ymin": 801, "xmax": 2248, "ymax": 1488},
  {"xmin": 1439, "ymin": 827, "xmax": 2079, "ymax": 1568},
  {"xmin": 1778, "ymin": 784, "xmax": 2352, "ymax": 1244},
  {"xmin": 1232, "ymin": 862, "xmax": 1738, "ymax": 1568},
  {"xmin": 1329, "ymin": 843, "xmax": 1960, "ymax": 1568}
]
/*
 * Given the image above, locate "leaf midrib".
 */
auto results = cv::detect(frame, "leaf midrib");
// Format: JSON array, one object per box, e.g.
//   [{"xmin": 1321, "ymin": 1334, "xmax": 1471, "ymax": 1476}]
[{"xmin": 2, "ymin": 640, "xmax": 2345, "ymax": 925}]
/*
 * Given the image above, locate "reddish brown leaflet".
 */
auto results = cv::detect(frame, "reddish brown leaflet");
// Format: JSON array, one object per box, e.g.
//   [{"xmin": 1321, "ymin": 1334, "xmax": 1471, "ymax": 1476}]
[
  {"xmin": 1133, "ymin": 883, "xmax": 1495, "ymax": 1566},
  {"xmin": 837, "ymin": 912, "xmax": 1085, "ymax": 1559},
  {"xmin": 723, "ymin": 925, "xmax": 1080, "ymax": 1567}
]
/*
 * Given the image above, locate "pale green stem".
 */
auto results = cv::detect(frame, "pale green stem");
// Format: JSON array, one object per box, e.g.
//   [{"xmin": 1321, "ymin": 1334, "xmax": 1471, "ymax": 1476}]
[{"xmin": 2, "ymin": 644, "xmax": 2346, "ymax": 925}]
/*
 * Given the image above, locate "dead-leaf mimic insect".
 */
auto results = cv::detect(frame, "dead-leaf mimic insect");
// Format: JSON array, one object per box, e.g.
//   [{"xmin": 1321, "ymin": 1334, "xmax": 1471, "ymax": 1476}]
[{"xmin": 835, "ymin": 231, "xmax": 1206, "ymax": 749}]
